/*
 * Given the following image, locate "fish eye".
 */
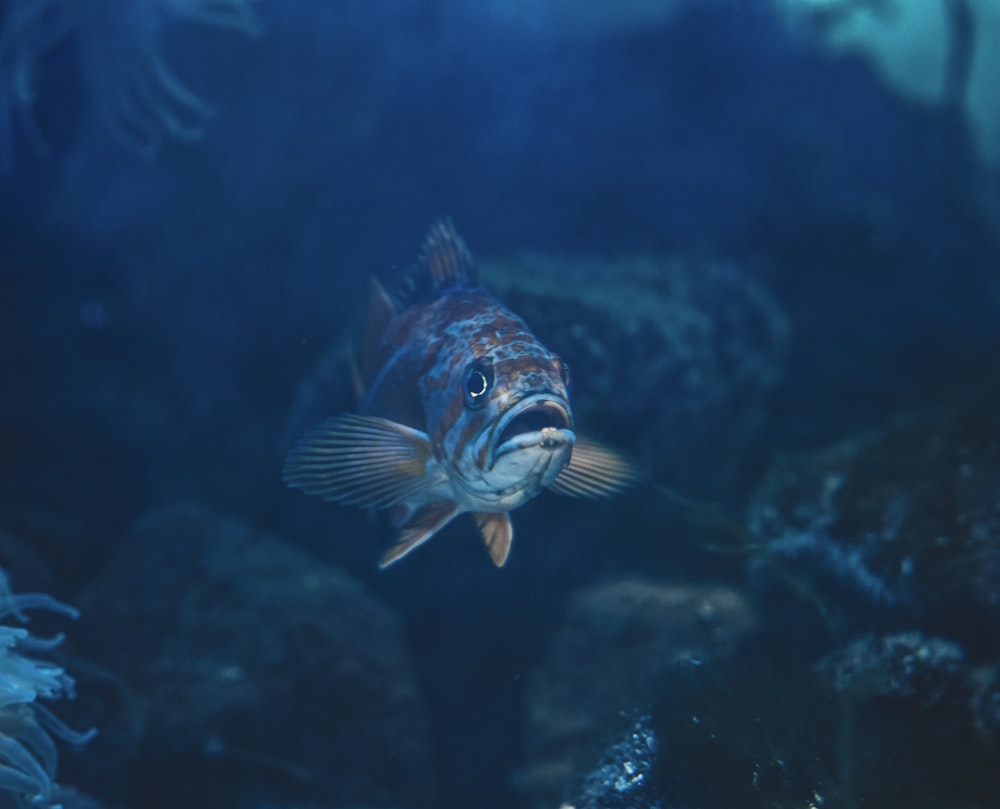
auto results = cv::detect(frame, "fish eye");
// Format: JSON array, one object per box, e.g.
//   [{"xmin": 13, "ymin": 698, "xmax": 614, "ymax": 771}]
[{"xmin": 464, "ymin": 360, "xmax": 493, "ymax": 408}]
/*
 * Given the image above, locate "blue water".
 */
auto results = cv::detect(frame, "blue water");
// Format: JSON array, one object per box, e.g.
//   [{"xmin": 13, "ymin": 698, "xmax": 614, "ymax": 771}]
[{"xmin": 2, "ymin": 2, "xmax": 998, "ymax": 808}]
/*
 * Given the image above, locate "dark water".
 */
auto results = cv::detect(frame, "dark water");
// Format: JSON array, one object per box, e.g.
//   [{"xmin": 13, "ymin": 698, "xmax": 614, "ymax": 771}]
[{"xmin": 2, "ymin": 2, "xmax": 999, "ymax": 808}]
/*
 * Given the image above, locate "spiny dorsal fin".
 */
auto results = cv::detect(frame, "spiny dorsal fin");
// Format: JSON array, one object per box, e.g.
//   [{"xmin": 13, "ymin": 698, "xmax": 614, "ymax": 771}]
[
  {"xmin": 420, "ymin": 218, "xmax": 476, "ymax": 291},
  {"xmin": 359, "ymin": 276, "xmax": 397, "ymax": 392}
]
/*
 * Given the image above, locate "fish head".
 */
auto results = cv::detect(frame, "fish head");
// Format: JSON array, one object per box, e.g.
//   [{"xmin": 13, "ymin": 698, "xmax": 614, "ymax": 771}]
[{"xmin": 430, "ymin": 341, "xmax": 576, "ymax": 509}]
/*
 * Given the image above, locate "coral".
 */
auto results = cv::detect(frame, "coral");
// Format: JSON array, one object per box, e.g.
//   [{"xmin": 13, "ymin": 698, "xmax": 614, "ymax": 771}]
[
  {"xmin": 0, "ymin": 568, "xmax": 94, "ymax": 808},
  {"xmin": 0, "ymin": 0, "xmax": 261, "ymax": 169}
]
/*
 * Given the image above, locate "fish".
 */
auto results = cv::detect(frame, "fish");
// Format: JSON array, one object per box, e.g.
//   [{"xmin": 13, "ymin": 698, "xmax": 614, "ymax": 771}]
[{"xmin": 283, "ymin": 219, "xmax": 638, "ymax": 568}]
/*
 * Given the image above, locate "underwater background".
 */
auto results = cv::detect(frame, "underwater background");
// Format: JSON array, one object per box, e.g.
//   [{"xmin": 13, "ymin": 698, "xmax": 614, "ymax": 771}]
[{"xmin": 2, "ymin": 1, "xmax": 1000, "ymax": 807}]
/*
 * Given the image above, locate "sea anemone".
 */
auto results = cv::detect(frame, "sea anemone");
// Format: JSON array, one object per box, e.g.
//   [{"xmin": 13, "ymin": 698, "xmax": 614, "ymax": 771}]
[
  {"xmin": 0, "ymin": 0, "xmax": 261, "ymax": 169},
  {"xmin": 0, "ymin": 569, "xmax": 94, "ymax": 808}
]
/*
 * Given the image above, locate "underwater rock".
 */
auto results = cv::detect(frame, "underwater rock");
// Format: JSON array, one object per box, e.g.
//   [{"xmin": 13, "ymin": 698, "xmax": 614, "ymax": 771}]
[
  {"xmin": 816, "ymin": 630, "xmax": 1000, "ymax": 764},
  {"xmin": 481, "ymin": 254, "xmax": 789, "ymax": 494},
  {"xmin": 75, "ymin": 504, "xmax": 433, "ymax": 809},
  {"xmin": 970, "ymin": 663, "xmax": 1000, "ymax": 750},
  {"xmin": 563, "ymin": 714, "xmax": 660, "ymax": 809},
  {"xmin": 817, "ymin": 631, "xmax": 966, "ymax": 705},
  {"xmin": 747, "ymin": 406, "xmax": 1000, "ymax": 648},
  {"xmin": 650, "ymin": 644, "xmax": 1000, "ymax": 809},
  {"xmin": 518, "ymin": 578, "xmax": 757, "ymax": 809},
  {"xmin": 652, "ymin": 656, "xmax": 839, "ymax": 809}
]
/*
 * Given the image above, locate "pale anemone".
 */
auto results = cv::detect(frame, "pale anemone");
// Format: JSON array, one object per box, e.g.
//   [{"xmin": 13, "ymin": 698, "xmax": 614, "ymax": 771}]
[
  {"xmin": 0, "ymin": 569, "xmax": 94, "ymax": 808},
  {"xmin": 0, "ymin": 0, "xmax": 261, "ymax": 170}
]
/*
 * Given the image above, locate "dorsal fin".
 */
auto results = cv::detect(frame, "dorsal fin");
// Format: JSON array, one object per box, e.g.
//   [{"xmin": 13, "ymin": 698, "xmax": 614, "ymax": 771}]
[
  {"xmin": 420, "ymin": 218, "xmax": 477, "ymax": 291},
  {"xmin": 359, "ymin": 276, "xmax": 397, "ymax": 392}
]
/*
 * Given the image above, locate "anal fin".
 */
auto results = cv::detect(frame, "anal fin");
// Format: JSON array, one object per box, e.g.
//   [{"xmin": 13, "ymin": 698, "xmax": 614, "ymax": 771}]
[
  {"xmin": 474, "ymin": 512, "xmax": 514, "ymax": 567},
  {"xmin": 379, "ymin": 501, "xmax": 459, "ymax": 568}
]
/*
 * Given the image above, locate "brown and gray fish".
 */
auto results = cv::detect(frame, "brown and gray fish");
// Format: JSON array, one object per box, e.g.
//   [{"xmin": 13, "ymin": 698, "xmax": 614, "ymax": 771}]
[{"xmin": 283, "ymin": 219, "xmax": 638, "ymax": 568}]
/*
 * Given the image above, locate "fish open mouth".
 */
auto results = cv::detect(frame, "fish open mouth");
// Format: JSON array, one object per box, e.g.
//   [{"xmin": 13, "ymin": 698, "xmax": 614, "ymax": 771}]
[{"xmin": 492, "ymin": 396, "xmax": 574, "ymax": 460}]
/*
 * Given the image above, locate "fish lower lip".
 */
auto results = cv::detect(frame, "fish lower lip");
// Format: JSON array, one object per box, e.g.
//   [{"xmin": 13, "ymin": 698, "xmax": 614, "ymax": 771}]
[
  {"xmin": 496, "ymin": 426, "xmax": 574, "ymax": 456},
  {"xmin": 493, "ymin": 399, "xmax": 573, "ymax": 457}
]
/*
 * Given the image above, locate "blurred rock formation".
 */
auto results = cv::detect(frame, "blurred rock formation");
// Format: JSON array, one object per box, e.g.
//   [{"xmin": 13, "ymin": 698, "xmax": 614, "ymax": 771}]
[
  {"xmin": 747, "ymin": 405, "xmax": 1000, "ymax": 648},
  {"xmin": 73, "ymin": 504, "xmax": 433, "ymax": 809}
]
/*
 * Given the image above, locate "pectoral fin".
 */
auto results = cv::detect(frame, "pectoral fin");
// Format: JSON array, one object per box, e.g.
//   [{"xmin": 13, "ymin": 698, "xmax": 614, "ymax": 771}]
[
  {"xmin": 547, "ymin": 436, "xmax": 640, "ymax": 498},
  {"xmin": 283, "ymin": 414, "xmax": 437, "ymax": 508},
  {"xmin": 474, "ymin": 512, "xmax": 514, "ymax": 567},
  {"xmin": 380, "ymin": 501, "xmax": 460, "ymax": 568}
]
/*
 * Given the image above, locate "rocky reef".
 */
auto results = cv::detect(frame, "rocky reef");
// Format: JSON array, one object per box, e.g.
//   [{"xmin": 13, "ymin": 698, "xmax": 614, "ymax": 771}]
[
  {"xmin": 517, "ymin": 578, "xmax": 757, "ymax": 809},
  {"xmin": 747, "ymin": 405, "xmax": 1000, "ymax": 647},
  {"xmin": 512, "ymin": 402, "xmax": 1000, "ymax": 809}
]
